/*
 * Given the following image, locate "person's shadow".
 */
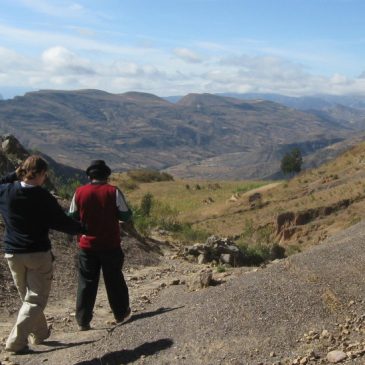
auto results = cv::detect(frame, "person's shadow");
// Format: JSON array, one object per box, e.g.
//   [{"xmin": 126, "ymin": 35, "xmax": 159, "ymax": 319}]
[
  {"xmin": 106, "ymin": 306, "xmax": 184, "ymax": 334},
  {"xmin": 73, "ymin": 338, "xmax": 174, "ymax": 365},
  {"xmin": 15, "ymin": 307, "xmax": 180, "ymax": 360},
  {"xmin": 129, "ymin": 306, "xmax": 183, "ymax": 322}
]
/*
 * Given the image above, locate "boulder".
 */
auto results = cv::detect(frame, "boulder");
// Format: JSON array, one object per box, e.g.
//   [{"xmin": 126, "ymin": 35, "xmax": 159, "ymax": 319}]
[
  {"xmin": 219, "ymin": 253, "xmax": 232, "ymax": 265},
  {"xmin": 187, "ymin": 269, "xmax": 213, "ymax": 291},
  {"xmin": 326, "ymin": 350, "xmax": 347, "ymax": 363},
  {"xmin": 248, "ymin": 192, "xmax": 262, "ymax": 208},
  {"xmin": 1, "ymin": 134, "xmax": 28, "ymax": 161},
  {"xmin": 0, "ymin": 135, "xmax": 29, "ymax": 176},
  {"xmin": 183, "ymin": 235, "xmax": 245, "ymax": 266},
  {"xmin": 197, "ymin": 253, "xmax": 209, "ymax": 264}
]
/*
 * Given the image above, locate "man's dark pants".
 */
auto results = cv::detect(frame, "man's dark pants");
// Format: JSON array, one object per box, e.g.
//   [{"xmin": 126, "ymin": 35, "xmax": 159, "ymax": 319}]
[{"xmin": 76, "ymin": 248, "xmax": 129, "ymax": 326}]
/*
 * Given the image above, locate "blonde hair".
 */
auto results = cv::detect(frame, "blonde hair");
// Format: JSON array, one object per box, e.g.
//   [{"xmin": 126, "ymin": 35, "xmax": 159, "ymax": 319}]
[{"xmin": 17, "ymin": 155, "xmax": 48, "ymax": 180}]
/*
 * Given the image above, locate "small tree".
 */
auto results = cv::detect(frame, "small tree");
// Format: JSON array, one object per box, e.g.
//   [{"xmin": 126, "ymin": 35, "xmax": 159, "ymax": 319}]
[
  {"xmin": 281, "ymin": 148, "xmax": 303, "ymax": 175},
  {"xmin": 140, "ymin": 192, "xmax": 153, "ymax": 217}
]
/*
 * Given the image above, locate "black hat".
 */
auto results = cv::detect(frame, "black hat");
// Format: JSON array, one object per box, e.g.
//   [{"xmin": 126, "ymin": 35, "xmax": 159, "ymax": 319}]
[{"xmin": 86, "ymin": 160, "xmax": 111, "ymax": 178}]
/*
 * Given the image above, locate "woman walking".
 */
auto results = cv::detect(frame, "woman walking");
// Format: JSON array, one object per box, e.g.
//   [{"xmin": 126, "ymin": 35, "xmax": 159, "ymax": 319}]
[{"xmin": 0, "ymin": 155, "xmax": 85, "ymax": 353}]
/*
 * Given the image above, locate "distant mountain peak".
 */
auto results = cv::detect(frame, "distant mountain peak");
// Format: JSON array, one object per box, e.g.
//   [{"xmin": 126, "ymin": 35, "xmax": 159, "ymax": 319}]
[
  {"xmin": 27, "ymin": 89, "xmax": 111, "ymax": 97},
  {"xmin": 177, "ymin": 93, "xmax": 235, "ymax": 107},
  {"xmin": 120, "ymin": 91, "xmax": 171, "ymax": 105}
]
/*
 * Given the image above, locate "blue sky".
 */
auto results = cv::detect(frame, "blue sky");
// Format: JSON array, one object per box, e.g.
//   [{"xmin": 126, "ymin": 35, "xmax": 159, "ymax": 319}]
[{"xmin": 0, "ymin": 0, "xmax": 364, "ymax": 98}]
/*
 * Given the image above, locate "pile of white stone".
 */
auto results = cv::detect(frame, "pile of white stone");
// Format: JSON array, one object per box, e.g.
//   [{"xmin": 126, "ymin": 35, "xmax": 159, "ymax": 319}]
[{"xmin": 183, "ymin": 235, "xmax": 245, "ymax": 266}]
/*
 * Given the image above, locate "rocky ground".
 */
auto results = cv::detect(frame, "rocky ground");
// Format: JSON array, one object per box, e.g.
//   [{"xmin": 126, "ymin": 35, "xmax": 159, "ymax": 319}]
[{"xmin": 1, "ymin": 222, "xmax": 365, "ymax": 365}]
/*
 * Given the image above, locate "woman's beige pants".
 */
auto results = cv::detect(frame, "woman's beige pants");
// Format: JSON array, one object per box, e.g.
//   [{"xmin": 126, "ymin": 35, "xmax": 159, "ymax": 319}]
[{"xmin": 5, "ymin": 250, "xmax": 53, "ymax": 351}]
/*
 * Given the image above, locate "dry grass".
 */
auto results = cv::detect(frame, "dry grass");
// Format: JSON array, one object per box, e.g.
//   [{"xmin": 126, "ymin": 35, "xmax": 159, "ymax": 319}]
[
  {"xmin": 110, "ymin": 175, "xmax": 268, "ymax": 218},
  {"xmin": 322, "ymin": 288, "xmax": 343, "ymax": 313},
  {"xmin": 110, "ymin": 141, "xmax": 365, "ymax": 249}
]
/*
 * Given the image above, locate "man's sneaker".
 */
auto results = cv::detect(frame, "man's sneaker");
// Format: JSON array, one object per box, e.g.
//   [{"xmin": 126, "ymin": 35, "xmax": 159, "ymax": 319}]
[
  {"xmin": 78, "ymin": 324, "xmax": 91, "ymax": 331},
  {"xmin": 116, "ymin": 307, "xmax": 132, "ymax": 324},
  {"xmin": 29, "ymin": 327, "xmax": 51, "ymax": 345}
]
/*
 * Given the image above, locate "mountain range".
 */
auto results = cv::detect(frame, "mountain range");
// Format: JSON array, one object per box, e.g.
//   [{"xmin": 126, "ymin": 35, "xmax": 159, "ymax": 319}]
[{"xmin": 0, "ymin": 89, "xmax": 364, "ymax": 179}]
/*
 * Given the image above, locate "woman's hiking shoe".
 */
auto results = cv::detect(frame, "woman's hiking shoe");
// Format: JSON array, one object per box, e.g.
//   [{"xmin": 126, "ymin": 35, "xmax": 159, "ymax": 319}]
[
  {"xmin": 5, "ymin": 345, "xmax": 32, "ymax": 354},
  {"xmin": 116, "ymin": 307, "xmax": 132, "ymax": 324}
]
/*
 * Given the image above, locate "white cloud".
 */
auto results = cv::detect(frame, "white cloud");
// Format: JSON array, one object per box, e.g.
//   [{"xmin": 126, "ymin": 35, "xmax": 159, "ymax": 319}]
[
  {"xmin": 1, "ymin": 41, "xmax": 365, "ymax": 98},
  {"xmin": 0, "ymin": 47, "xmax": 33, "ymax": 69},
  {"xmin": 110, "ymin": 61, "xmax": 142, "ymax": 77},
  {"xmin": 173, "ymin": 48, "xmax": 202, "ymax": 63},
  {"xmin": 42, "ymin": 46, "xmax": 95, "ymax": 75},
  {"xmin": 325, "ymin": 75, "xmax": 365, "ymax": 95},
  {"xmin": 67, "ymin": 26, "xmax": 96, "ymax": 37},
  {"xmin": 330, "ymin": 73, "xmax": 351, "ymax": 87},
  {"xmin": 0, "ymin": 24, "xmax": 150, "ymax": 57},
  {"xmin": 195, "ymin": 41, "xmax": 227, "ymax": 51},
  {"xmin": 19, "ymin": 0, "xmax": 85, "ymax": 17}
]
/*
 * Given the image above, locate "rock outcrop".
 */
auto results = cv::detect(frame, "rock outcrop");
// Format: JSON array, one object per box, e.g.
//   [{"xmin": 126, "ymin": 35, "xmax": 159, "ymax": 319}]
[
  {"xmin": 0, "ymin": 134, "xmax": 29, "ymax": 175},
  {"xmin": 183, "ymin": 235, "xmax": 245, "ymax": 266},
  {"xmin": 276, "ymin": 199, "xmax": 352, "ymax": 242}
]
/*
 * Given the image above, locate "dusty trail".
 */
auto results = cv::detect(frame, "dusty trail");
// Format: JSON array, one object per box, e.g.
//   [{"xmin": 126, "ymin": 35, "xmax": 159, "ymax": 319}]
[{"xmin": 0, "ymin": 236, "xmax": 241, "ymax": 365}]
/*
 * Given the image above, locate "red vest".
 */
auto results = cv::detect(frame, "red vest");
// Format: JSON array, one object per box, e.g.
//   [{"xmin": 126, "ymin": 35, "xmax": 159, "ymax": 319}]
[{"xmin": 75, "ymin": 183, "xmax": 120, "ymax": 250}]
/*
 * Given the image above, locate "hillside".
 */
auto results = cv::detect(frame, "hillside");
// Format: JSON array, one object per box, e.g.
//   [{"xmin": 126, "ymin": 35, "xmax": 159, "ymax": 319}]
[
  {"xmin": 114, "ymin": 140, "xmax": 365, "ymax": 255},
  {"xmin": 0, "ymin": 89, "xmax": 360, "ymax": 179}
]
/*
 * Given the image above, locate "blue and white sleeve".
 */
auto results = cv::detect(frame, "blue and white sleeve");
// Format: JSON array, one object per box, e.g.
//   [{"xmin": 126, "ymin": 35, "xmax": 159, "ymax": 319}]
[{"xmin": 116, "ymin": 189, "xmax": 132, "ymax": 222}]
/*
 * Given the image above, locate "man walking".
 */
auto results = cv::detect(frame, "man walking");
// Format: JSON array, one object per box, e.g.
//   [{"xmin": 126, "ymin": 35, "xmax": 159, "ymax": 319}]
[{"xmin": 69, "ymin": 160, "xmax": 132, "ymax": 330}]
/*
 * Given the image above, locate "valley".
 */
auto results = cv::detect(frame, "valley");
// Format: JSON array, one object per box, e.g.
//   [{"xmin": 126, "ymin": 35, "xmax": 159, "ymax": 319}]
[{"xmin": 0, "ymin": 90, "xmax": 363, "ymax": 179}]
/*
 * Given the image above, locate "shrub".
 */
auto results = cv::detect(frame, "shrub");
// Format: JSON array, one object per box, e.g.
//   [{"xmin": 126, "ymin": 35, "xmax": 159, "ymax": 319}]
[
  {"xmin": 270, "ymin": 243, "xmax": 286, "ymax": 260},
  {"xmin": 234, "ymin": 182, "xmax": 266, "ymax": 194},
  {"xmin": 237, "ymin": 242, "xmax": 271, "ymax": 266},
  {"xmin": 255, "ymin": 225, "xmax": 274, "ymax": 244},
  {"xmin": 216, "ymin": 264, "xmax": 226, "ymax": 273},
  {"xmin": 236, "ymin": 242, "xmax": 286, "ymax": 266},
  {"xmin": 281, "ymin": 147, "xmax": 303, "ymax": 175},
  {"xmin": 171, "ymin": 223, "xmax": 210, "ymax": 243},
  {"xmin": 131, "ymin": 197, "xmax": 209, "ymax": 242},
  {"xmin": 127, "ymin": 169, "xmax": 173, "ymax": 183},
  {"xmin": 57, "ymin": 178, "xmax": 82, "ymax": 199},
  {"xmin": 140, "ymin": 192, "xmax": 153, "ymax": 217},
  {"xmin": 120, "ymin": 179, "xmax": 139, "ymax": 191},
  {"xmin": 241, "ymin": 219, "xmax": 254, "ymax": 240},
  {"xmin": 132, "ymin": 214, "xmax": 155, "ymax": 237}
]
